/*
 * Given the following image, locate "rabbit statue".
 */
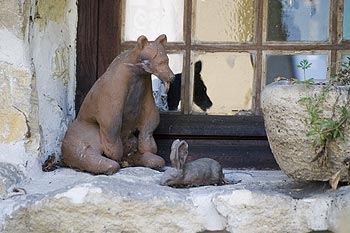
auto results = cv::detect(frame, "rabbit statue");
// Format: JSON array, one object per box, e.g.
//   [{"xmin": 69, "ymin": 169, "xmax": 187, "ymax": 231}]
[{"xmin": 160, "ymin": 139, "xmax": 226, "ymax": 187}]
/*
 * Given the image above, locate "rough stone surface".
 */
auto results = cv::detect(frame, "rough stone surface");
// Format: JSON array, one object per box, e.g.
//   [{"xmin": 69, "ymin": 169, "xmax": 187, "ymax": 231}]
[
  {"xmin": 31, "ymin": 0, "xmax": 77, "ymax": 166},
  {"xmin": 261, "ymin": 82, "xmax": 350, "ymax": 182},
  {"xmin": 0, "ymin": 0, "xmax": 29, "ymax": 39},
  {"xmin": 0, "ymin": 163, "xmax": 24, "ymax": 199},
  {"xmin": 35, "ymin": 0, "xmax": 67, "ymax": 30},
  {"xmin": 0, "ymin": 63, "xmax": 32, "ymax": 143},
  {"xmin": 0, "ymin": 167, "xmax": 349, "ymax": 233},
  {"xmin": 0, "ymin": 0, "xmax": 77, "ymax": 179}
]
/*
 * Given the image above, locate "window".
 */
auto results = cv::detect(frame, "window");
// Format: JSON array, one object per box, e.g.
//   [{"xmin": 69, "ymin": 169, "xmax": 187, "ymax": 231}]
[
  {"xmin": 77, "ymin": 0, "xmax": 350, "ymax": 168},
  {"xmin": 121, "ymin": 0, "xmax": 350, "ymax": 115}
]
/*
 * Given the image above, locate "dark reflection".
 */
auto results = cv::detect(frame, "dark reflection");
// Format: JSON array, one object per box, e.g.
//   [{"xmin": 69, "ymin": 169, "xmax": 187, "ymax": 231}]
[
  {"xmin": 267, "ymin": 0, "xmax": 329, "ymax": 42},
  {"xmin": 266, "ymin": 55, "xmax": 295, "ymax": 85},
  {"xmin": 267, "ymin": 0, "xmax": 288, "ymax": 41},
  {"xmin": 167, "ymin": 61, "xmax": 212, "ymax": 111}
]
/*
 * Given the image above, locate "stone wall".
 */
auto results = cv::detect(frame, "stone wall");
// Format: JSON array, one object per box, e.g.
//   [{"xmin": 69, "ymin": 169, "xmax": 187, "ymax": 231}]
[
  {"xmin": 0, "ymin": 0, "xmax": 77, "ymax": 179},
  {"xmin": 1, "ymin": 168, "xmax": 350, "ymax": 233}
]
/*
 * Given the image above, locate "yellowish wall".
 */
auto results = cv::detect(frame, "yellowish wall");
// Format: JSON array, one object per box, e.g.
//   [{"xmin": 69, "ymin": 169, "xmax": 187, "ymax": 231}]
[{"xmin": 0, "ymin": 0, "xmax": 77, "ymax": 177}]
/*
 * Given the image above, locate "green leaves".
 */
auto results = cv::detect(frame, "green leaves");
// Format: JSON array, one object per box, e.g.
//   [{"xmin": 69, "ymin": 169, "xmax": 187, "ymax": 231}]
[
  {"xmin": 336, "ymin": 105, "xmax": 349, "ymax": 117},
  {"xmin": 299, "ymin": 93, "xmax": 349, "ymax": 165},
  {"xmin": 298, "ymin": 97, "xmax": 312, "ymax": 104},
  {"xmin": 297, "ymin": 59, "xmax": 312, "ymax": 70},
  {"xmin": 295, "ymin": 78, "xmax": 315, "ymax": 85},
  {"xmin": 297, "ymin": 59, "xmax": 312, "ymax": 80},
  {"xmin": 295, "ymin": 58, "xmax": 350, "ymax": 166}
]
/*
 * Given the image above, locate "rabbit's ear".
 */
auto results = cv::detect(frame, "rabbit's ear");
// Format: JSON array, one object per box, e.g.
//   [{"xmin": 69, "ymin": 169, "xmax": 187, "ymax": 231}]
[
  {"xmin": 177, "ymin": 140, "xmax": 189, "ymax": 169},
  {"xmin": 170, "ymin": 139, "xmax": 181, "ymax": 169}
]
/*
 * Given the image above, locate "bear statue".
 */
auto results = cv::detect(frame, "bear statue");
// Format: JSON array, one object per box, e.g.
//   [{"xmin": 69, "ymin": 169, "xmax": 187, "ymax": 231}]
[{"xmin": 61, "ymin": 34, "xmax": 175, "ymax": 175}]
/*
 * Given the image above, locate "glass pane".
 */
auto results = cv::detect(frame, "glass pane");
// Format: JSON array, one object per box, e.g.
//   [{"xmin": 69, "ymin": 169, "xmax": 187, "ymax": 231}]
[
  {"xmin": 152, "ymin": 53, "xmax": 183, "ymax": 112},
  {"xmin": 267, "ymin": 0, "xmax": 330, "ymax": 42},
  {"xmin": 265, "ymin": 54, "xmax": 328, "ymax": 85},
  {"xmin": 344, "ymin": 0, "xmax": 350, "ymax": 40},
  {"xmin": 124, "ymin": 0, "xmax": 184, "ymax": 42},
  {"xmin": 193, "ymin": 0, "xmax": 255, "ymax": 43},
  {"xmin": 342, "ymin": 54, "xmax": 350, "ymax": 62},
  {"xmin": 192, "ymin": 52, "xmax": 255, "ymax": 115}
]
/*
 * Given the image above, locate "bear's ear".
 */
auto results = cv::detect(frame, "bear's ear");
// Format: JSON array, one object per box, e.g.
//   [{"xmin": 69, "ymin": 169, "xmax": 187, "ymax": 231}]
[
  {"xmin": 137, "ymin": 35, "xmax": 149, "ymax": 50},
  {"xmin": 155, "ymin": 34, "xmax": 167, "ymax": 46}
]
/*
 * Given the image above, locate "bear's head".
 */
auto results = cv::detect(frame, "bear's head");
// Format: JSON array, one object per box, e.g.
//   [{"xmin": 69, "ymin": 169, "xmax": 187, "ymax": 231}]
[{"xmin": 137, "ymin": 35, "xmax": 175, "ymax": 88}]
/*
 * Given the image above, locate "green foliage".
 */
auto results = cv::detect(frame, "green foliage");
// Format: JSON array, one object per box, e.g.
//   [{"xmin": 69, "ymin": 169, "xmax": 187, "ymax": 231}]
[
  {"xmin": 297, "ymin": 59, "xmax": 312, "ymax": 70},
  {"xmin": 294, "ymin": 78, "xmax": 315, "ymax": 85},
  {"xmin": 297, "ymin": 59, "xmax": 312, "ymax": 80},
  {"xmin": 297, "ymin": 57, "xmax": 350, "ymax": 166}
]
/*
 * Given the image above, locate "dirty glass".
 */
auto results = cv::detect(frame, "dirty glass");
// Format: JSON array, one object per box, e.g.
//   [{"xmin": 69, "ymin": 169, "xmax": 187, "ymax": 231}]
[
  {"xmin": 340, "ymin": 51, "xmax": 350, "ymax": 62},
  {"xmin": 123, "ymin": 0, "xmax": 184, "ymax": 42},
  {"xmin": 344, "ymin": 0, "xmax": 350, "ymax": 40},
  {"xmin": 341, "ymin": 54, "xmax": 350, "ymax": 62},
  {"xmin": 267, "ymin": 0, "xmax": 330, "ymax": 42},
  {"xmin": 265, "ymin": 54, "xmax": 328, "ymax": 85},
  {"xmin": 152, "ymin": 53, "xmax": 183, "ymax": 112},
  {"xmin": 191, "ymin": 52, "xmax": 255, "ymax": 115},
  {"xmin": 193, "ymin": 0, "xmax": 255, "ymax": 43}
]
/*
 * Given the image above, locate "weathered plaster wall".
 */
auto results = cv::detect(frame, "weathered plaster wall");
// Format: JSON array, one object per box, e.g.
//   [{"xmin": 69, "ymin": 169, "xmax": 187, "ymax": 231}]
[
  {"xmin": 0, "ymin": 0, "xmax": 77, "ymax": 179},
  {"xmin": 30, "ymin": 0, "xmax": 76, "ymax": 168}
]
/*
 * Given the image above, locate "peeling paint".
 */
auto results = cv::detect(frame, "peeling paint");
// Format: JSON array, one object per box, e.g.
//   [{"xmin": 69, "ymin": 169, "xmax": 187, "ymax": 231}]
[
  {"xmin": 35, "ymin": 0, "xmax": 67, "ymax": 31},
  {"xmin": 52, "ymin": 47, "xmax": 69, "ymax": 85},
  {"xmin": 0, "ymin": 0, "xmax": 30, "ymax": 39},
  {"xmin": 0, "ymin": 0, "xmax": 77, "ymax": 180}
]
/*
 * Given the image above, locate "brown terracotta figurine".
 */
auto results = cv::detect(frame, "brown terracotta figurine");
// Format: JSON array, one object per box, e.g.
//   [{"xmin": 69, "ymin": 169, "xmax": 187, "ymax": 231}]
[{"xmin": 61, "ymin": 34, "xmax": 174, "ymax": 175}]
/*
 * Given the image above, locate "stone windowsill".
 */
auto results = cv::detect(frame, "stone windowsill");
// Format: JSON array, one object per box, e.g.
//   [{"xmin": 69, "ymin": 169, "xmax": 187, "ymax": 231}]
[{"xmin": 0, "ymin": 167, "xmax": 349, "ymax": 233}]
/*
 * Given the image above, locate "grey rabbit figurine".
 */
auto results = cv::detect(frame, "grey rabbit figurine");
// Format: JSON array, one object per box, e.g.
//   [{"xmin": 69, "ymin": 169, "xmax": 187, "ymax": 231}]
[{"xmin": 160, "ymin": 139, "xmax": 226, "ymax": 187}]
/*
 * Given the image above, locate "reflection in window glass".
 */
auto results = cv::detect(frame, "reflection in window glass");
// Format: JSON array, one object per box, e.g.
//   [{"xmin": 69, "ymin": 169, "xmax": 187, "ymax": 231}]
[
  {"xmin": 152, "ymin": 54, "xmax": 183, "ymax": 112},
  {"xmin": 123, "ymin": 0, "xmax": 184, "ymax": 42},
  {"xmin": 265, "ymin": 54, "xmax": 328, "ymax": 85},
  {"xmin": 344, "ymin": 0, "xmax": 350, "ymax": 40},
  {"xmin": 341, "ymin": 53, "xmax": 350, "ymax": 68},
  {"xmin": 267, "ymin": 0, "xmax": 329, "ymax": 41},
  {"xmin": 193, "ymin": 0, "xmax": 255, "ymax": 42},
  {"xmin": 341, "ymin": 54, "xmax": 350, "ymax": 62},
  {"xmin": 192, "ymin": 53, "xmax": 254, "ymax": 115}
]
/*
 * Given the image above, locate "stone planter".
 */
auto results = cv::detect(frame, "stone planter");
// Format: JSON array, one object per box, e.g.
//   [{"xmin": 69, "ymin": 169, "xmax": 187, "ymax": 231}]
[{"xmin": 261, "ymin": 82, "xmax": 350, "ymax": 182}]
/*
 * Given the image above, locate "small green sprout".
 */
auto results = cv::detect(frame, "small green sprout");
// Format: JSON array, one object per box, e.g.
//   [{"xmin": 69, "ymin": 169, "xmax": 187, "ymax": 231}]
[{"xmin": 297, "ymin": 59, "xmax": 312, "ymax": 80}]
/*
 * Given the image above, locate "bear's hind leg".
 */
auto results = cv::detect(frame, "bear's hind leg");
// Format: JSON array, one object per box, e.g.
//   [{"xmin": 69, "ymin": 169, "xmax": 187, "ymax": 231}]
[
  {"xmin": 62, "ymin": 121, "xmax": 120, "ymax": 175},
  {"xmin": 64, "ymin": 145, "xmax": 120, "ymax": 175}
]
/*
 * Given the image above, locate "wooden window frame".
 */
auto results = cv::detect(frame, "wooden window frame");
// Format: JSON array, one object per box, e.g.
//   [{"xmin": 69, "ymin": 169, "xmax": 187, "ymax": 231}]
[{"xmin": 76, "ymin": 0, "xmax": 349, "ymax": 169}]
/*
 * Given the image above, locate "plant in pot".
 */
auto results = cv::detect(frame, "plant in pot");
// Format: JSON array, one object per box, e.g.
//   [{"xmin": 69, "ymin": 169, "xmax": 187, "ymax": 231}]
[{"xmin": 261, "ymin": 57, "xmax": 350, "ymax": 189}]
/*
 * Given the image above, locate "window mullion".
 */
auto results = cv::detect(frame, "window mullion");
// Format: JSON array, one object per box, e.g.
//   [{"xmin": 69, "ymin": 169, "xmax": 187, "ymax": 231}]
[
  {"xmin": 183, "ymin": 0, "xmax": 193, "ymax": 114},
  {"xmin": 330, "ymin": 0, "xmax": 340, "ymax": 74},
  {"xmin": 254, "ymin": 0, "xmax": 264, "ymax": 114}
]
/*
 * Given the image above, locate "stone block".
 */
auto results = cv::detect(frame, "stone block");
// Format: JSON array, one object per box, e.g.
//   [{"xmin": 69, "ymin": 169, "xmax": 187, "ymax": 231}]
[{"xmin": 0, "ymin": 168, "xmax": 349, "ymax": 233}]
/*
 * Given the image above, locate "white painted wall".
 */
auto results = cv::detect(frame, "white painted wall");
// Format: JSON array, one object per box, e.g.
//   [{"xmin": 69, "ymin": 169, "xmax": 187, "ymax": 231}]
[{"xmin": 0, "ymin": 0, "xmax": 77, "ymax": 178}]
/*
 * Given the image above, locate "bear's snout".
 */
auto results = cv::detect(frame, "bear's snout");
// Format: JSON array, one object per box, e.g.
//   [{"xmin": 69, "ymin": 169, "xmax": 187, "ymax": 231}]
[
  {"xmin": 169, "ymin": 73, "xmax": 175, "ymax": 82},
  {"xmin": 157, "ymin": 70, "xmax": 175, "ymax": 83}
]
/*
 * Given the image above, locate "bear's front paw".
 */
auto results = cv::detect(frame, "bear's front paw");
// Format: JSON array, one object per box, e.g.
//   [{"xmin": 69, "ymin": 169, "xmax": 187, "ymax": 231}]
[{"xmin": 123, "ymin": 152, "xmax": 165, "ymax": 170}]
